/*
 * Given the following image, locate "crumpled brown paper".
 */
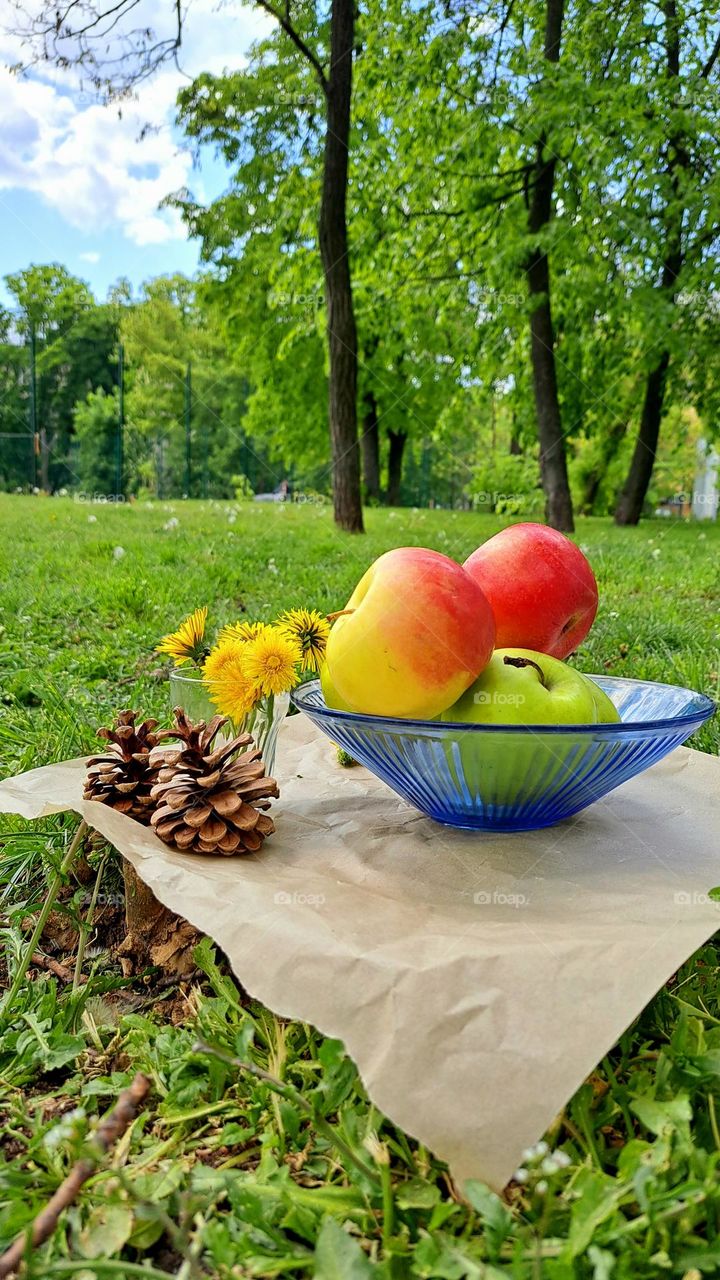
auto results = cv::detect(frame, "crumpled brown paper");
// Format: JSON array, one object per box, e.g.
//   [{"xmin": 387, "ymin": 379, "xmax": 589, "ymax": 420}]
[{"xmin": 1, "ymin": 715, "xmax": 719, "ymax": 1191}]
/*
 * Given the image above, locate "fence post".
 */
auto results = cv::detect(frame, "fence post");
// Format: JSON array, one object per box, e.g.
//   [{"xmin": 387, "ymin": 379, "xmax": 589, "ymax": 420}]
[
  {"xmin": 29, "ymin": 322, "xmax": 38, "ymax": 488},
  {"xmin": 184, "ymin": 361, "xmax": 192, "ymax": 496},
  {"xmin": 116, "ymin": 343, "xmax": 124, "ymax": 498}
]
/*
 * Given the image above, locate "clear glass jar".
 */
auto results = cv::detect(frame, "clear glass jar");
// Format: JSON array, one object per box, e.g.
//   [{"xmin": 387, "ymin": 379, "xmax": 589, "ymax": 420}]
[{"xmin": 168, "ymin": 670, "xmax": 288, "ymax": 776}]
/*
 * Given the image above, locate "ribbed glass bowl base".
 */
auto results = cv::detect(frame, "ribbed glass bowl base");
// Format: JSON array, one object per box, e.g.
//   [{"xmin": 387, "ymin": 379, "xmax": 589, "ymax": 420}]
[{"xmin": 292, "ymin": 677, "xmax": 715, "ymax": 831}]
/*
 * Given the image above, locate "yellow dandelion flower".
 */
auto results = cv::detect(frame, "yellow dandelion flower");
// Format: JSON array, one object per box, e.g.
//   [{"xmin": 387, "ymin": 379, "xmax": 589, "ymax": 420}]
[
  {"xmin": 217, "ymin": 620, "xmax": 268, "ymax": 645},
  {"xmin": 278, "ymin": 607, "xmax": 331, "ymax": 674},
  {"xmin": 203, "ymin": 638, "xmax": 247, "ymax": 683},
  {"xmin": 156, "ymin": 606, "xmax": 208, "ymax": 666},
  {"xmin": 208, "ymin": 655, "xmax": 261, "ymax": 721},
  {"xmin": 242, "ymin": 625, "xmax": 302, "ymax": 697}
]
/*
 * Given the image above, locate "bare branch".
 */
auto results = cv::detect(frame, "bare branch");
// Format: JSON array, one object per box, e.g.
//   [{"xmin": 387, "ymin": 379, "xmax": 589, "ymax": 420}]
[
  {"xmin": 8, "ymin": 0, "xmax": 183, "ymax": 100},
  {"xmin": 0, "ymin": 1074, "xmax": 151, "ymax": 1279}
]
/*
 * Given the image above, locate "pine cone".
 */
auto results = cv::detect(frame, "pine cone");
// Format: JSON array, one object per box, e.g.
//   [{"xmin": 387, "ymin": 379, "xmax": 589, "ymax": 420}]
[
  {"xmin": 84, "ymin": 710, "xmax": 161, "ymax": 824},
  {"xmin": 150, "ymin": 707, "xmax": 279, "ymax": 856}
]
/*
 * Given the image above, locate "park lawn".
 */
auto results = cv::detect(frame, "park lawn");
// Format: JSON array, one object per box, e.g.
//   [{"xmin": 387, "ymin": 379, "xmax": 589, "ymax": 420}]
[{"xmin": 0, "ymin": 493, "xmax": 719, "ymax": 1277}]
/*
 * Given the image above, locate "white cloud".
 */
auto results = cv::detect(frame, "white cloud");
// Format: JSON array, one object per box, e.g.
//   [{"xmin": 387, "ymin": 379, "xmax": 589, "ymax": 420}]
[
  {"xmin": 0, "ymin": 0, "xmax": 272, "ymax": 246},
  {"xmin": 79, "ymin": 251, "xmax": 101, "ymax": 263}
]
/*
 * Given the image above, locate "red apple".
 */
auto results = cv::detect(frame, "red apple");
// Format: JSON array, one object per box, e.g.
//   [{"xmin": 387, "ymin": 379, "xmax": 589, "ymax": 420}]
[{"xmin": 463, "ymin": 523, "xmax": 598, "ymax": 659}]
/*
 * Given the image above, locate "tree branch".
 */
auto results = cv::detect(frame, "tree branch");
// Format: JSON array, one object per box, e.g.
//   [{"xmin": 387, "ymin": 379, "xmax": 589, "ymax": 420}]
[
  {"xmin": 255, "ymin": 0, "xmax": 328, "ymax": 95},
  {"xmin": 8, "ymin": 0, "xmax": 182, "ymax": 98},
  {"xmin": 404, "ymin": 183, "xmax": 527, "ymax": 217},
  {"xmin": 701, "ymin": 26, "xmax": 720, "ymax": 77},
  {"xmin": 0, "ymin": 1074, "xmax": 151, "ymax": 1279}
]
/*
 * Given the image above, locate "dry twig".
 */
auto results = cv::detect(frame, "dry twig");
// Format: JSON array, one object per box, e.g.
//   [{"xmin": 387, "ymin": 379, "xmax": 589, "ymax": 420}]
[
  {"xmin": 29, "ymin": 953, "xmax": 74, "ymax": 983},
  {"xmin": 0, "ymin": 1072, "xmax": 150, "ymax": 1278}
]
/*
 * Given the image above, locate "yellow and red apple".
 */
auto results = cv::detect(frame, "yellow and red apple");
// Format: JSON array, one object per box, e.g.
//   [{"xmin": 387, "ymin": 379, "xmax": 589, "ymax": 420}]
[
  {"xmin": 463, "ymin": 523, "xmax": 598, "ymax": 659},
  {"xmin": 324, "ymin": 547, "xmax": 495, "ymax": 719}
]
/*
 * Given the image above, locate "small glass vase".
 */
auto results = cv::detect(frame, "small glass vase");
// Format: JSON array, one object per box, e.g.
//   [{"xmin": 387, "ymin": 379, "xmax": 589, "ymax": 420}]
[{"xmin": 168, "ymin": 670, "xmax": 288, "ymax": 776}]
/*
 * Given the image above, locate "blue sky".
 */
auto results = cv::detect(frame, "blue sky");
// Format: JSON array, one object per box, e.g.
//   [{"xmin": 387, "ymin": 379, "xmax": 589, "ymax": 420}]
[{"xmin": 0, "ymin": 0, "xmax": 271, "ymax": 306}]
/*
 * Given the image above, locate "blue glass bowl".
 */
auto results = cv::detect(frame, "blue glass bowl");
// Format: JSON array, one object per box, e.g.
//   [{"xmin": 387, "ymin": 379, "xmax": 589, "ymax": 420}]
[{"xmin": 291, "ymin": 677, "xmax": 715, "ymax": 831}]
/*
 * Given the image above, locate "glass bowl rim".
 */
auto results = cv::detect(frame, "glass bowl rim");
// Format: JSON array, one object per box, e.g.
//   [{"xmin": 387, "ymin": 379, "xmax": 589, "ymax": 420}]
[{"xmin": 291, "ymin": 676, "xmax": 716, "ymax": 737}]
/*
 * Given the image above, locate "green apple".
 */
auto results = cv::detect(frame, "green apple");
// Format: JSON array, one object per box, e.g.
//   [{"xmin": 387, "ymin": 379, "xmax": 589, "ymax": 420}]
[
  {"xmin": 438, "ymin": 648, "xmax": 617, "ymax": 812},
  {"xmin": 579, "ymin": 673, "xmax": 621, "ymax": 724},
  {"xmin": 440, "ymin": 648, "xmax": 600, "ymax": 725}
]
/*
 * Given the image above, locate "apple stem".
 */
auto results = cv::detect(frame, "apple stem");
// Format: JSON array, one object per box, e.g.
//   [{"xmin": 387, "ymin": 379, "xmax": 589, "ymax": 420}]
[
  {"xmin": 503, "ymin": 655, "xmax": 546, "ymax": 686},
  {"xmin": 326, "ymin": 608, "xmax": 356, "ymax": 623}
]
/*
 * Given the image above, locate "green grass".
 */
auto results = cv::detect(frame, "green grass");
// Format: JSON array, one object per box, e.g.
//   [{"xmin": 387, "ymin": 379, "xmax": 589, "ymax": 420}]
[{"xmin": 0, "ymin": 494, "xmax": 719, "ymax": 1278}]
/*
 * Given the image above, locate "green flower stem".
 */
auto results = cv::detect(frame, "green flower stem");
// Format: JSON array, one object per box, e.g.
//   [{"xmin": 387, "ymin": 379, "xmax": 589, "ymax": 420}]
[
  {"xmin": 43, "ymin": 1262, "xmax": 177, "ymax": 1279},
  {"xmin": 601, "ymin": 1055, "xmax": 636, "ymax": 1138},
  {"xmin": 709, "ymin": 1092, "xmax": 720, "ymax": 1152},
  {"xmin": 193, "ymin": 1039, "xmax": 381, "ymax": 1188},
  {"xmin": 380, "ymin": 1159, "xmax": 395, "ymax": 1250},
  {"xmin": 73, "ymin": 848, "xmax": 109, "ymax": 994},
  {"xmin": 3, "ymin": 820, "xmax": 88, "ymax": 1019}
]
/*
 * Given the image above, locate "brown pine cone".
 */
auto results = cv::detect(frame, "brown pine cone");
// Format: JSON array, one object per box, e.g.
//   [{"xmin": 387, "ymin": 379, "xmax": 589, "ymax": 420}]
[
  {"xmin": 84, "ymin": 710, "xmax": 160, "ymax": 824},
  {"xmin": 149, "ymin": 707, "xmax": 279, "ymax": 855}
]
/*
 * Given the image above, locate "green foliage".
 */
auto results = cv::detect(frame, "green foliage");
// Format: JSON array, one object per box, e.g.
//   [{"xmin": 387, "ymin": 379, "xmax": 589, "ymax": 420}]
[
  {"xmin": 72, "ymin": 388, "xmax": 121, "ymax": 496},
  {"xmin": 3, "ymin": 0, "xmax": 720, "ymax": 511},
  {"xmin": 119, "ymin": 274, "xmax": 276, "ymax": 500},
  {"xmin": 232, "ymin": 472, "xmax": 254, "ymax": 500},
  {"xmin": 171, "ymin": 0, "xmax": 720, "ymax": 519},
  {"xmin": 2, "ymin": 266, "xmax": 119, "ymax": 492}
]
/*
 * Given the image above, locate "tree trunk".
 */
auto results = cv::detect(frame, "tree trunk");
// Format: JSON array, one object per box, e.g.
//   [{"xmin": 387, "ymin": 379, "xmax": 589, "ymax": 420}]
[
  {"xmin": 117, "ymin": 858, "xmax": 201, "ymax": 979},
  {"xmin": 525, "ymin": 0, "xmax": 574, "ymax": 533},
  {"xmin": 614, "ymin": 0, "xmax": 684, "ymax": 527},
  {"xmin": 318, "ymin": 0, "xmax": 364, "ymax": 533},
  {"xmin": 386, "ymin": 429, "xmax": 407, "ymax": 506},
  {"xmin": 579, "ymin": 418, "xmax": 629, "ymax": 514},
  {"xmin": 39, "ymin": 428, "xmax": 53, "ymax": 491},
  {"xmin": 614, "ymin": 355, "xmax": 672, "ymax": 524},
  {"xmin": 360, "ymin": 392, "xmax": 381, "ymax": 501},
  {"xmin": 509, "ymin": 413, "xmax": 522, "ymax": 455}
]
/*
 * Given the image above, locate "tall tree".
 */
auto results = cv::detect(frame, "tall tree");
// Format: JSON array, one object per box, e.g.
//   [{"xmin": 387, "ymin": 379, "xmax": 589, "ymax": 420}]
[
  {"xmin": 570, "ymin": 0, "xmax": 720, "ymax": 523},
  {"xmin": 316, "ymin": 0, "xmax": 364, "ymax": 530},
  {"xmin": 614, "ymin": 0, "xmax": 685, "ymax": 525},
  {"xmin": 524, "ymin": 0, "xmax": 574, "ymax": 531},
  {"xmin": 12, "ymin": 0, "xmax": 364, "ymax": 527}
]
